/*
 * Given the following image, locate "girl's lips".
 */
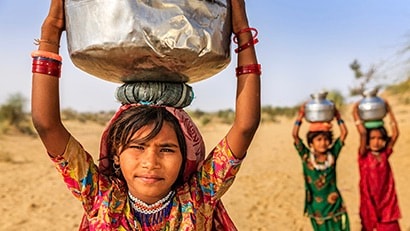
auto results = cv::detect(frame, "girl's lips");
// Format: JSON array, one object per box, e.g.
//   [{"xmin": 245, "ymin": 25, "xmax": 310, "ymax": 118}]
[{"xmin": 137, "ymin": 175, "xmax": 163, "ymax": 184}]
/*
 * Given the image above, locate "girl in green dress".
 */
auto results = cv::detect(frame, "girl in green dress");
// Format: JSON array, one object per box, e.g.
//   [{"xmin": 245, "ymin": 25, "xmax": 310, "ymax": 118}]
[{"xmin": 292, "ymin": 104, "xmax": 350, "ymax": 231}]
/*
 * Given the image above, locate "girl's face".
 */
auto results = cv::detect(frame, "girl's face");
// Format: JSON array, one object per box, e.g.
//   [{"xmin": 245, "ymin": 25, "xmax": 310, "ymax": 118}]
[
  {"xmin": 116, "ymin": 121, "xmax": 183, "ymax": 204},
  {"xmin": 368, "ymin": 129, "xmax": 386, "ymax": 152},
  {"xmin": 310, "ymin": 134, "xmax": 331, "ymax": 154}
]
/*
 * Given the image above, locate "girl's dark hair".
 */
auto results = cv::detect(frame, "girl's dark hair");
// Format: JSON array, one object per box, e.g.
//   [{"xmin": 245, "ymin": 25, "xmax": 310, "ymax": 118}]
[
  {"xmin": 101, "ymin": 106, "xmax": 187, "ymax": 188},
  {"xmin": 306, "ymin": 131, "xmax": 333, "ymax": 145},
  {"xmin": 365, "ymin": 126, "xmax": 390, "ymax": 147}
]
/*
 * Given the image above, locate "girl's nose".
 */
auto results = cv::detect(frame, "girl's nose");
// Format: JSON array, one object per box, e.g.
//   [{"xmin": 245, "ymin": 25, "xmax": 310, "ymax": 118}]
[{"xmin": 141, "ymin": 148, "xmax": 160, "ymax": 169}]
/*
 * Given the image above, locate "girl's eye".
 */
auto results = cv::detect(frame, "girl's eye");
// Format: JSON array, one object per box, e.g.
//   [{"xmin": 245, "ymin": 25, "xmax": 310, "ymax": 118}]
[
  {"xmin": 161, "ymin": 148, "xmax": 175, "ymax": 153},
  {"xmin": 129, "ymin": 145, "xmax": 144, "ymax": 151}
]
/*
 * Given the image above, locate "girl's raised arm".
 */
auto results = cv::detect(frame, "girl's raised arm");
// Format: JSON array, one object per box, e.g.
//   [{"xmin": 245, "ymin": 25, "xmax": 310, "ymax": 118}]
[
  {"xmin": 292, "ymin": 104, "xmax": 305, "ymax": 145},
  {"xmin": 385, "ymin": 100, "xmax": 399, "ymax": 149},
  {"xmin": 226, "ymin": 0, "xmax": 261, "ymax": 159},
  {"xmin": 31, "ymin": 0, "xmax": 70, "ymax": 157},
  {"xmin": 334, "ymin": 107, "xmax": 348, "ymax": 143},
  {"xmin": 352, "ymin": 102, "xmax": 367, "ymax": 155}
]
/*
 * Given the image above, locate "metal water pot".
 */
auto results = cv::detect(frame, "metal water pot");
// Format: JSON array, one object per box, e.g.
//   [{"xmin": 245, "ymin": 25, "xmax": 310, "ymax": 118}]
[
  {"xmin": 64, "ymin": 0, "xmax": 231, "ymax": 83},
  {"xmin": 358, "ymin": 88, "xmax": 387, "ymax": 121},
  {"xmin": 304, "ymin": 92, "xmax": 335, "ymax": 122}
]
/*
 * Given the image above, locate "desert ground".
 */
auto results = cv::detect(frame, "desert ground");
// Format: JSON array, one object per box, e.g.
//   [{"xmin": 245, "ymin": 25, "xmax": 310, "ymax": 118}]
[{"xmin": 0, "ymin": 103, "xmax": 409, "ymax": 231}]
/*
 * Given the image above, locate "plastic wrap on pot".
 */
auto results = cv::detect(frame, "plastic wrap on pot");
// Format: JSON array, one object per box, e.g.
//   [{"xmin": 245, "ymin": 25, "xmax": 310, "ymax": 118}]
[{"xmin": 65, "ymin": 0, "xmax": 232, "ymax": 83}]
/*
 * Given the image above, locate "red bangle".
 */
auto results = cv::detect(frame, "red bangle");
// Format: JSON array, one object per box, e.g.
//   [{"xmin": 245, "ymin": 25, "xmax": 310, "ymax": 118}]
[
  {"xmin": 234, "ymin": 38, "xmax": 259, "ymax": 53},
  {"xmin": 32, "ymin": 57, "xmax": 62, "ymax": 78},
  {"xmin": 235, "ymin": 64, "xmax": 261, "ymax": 77},
  {"xmin": 233, "ymin": 27, "xmax": 258, "ymax": 44}
]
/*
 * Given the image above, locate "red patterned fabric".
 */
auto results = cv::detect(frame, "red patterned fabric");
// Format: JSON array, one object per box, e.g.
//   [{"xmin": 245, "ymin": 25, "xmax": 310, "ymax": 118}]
[{"xmin": 358, "ymin": 148, "xmax": 401, "ymax": 230}]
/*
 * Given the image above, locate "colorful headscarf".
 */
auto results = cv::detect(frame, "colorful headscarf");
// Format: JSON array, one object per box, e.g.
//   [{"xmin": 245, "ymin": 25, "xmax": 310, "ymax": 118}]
[{"xmin": 97, "ymin": 103, "xmax": 237, "ymax": 230}]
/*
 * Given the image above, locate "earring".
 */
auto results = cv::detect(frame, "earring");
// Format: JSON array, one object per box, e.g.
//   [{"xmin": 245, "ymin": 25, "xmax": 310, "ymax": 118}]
[{"xmin": 113, "ymin": 163, "xmax": 121, "ymax": 176}]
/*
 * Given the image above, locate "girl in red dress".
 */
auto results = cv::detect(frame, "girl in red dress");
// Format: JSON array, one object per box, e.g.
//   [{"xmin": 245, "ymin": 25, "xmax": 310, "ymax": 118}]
[{"xmin": 352, "ymin": 101, "xmax": 401, "ymax": 231}]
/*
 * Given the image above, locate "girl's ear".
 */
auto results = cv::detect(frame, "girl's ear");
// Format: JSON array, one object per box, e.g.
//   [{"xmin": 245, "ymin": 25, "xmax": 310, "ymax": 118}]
[{"xmin": 113, "ymin": 155, "xmax": 120, "ymax": 165}]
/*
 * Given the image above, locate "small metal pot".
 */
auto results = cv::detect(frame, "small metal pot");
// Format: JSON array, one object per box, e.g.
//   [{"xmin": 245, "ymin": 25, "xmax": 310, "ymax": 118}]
[
  {"xmin": 358, "ymin": 88, "xmax": 386, "ymax": 121},
  {"xmin": 304, "ymin": 91, "xmax": 335, "ymax": 122},
  {"xmin": 65, "ymin": 0, "xmax": 231, "ymax": 83}
]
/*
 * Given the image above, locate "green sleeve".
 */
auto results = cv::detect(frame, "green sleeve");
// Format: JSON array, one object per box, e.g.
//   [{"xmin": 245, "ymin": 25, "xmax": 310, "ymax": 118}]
[{"xmin": 294, "ymin": 138, "xmax": 309, "ymax": 158}]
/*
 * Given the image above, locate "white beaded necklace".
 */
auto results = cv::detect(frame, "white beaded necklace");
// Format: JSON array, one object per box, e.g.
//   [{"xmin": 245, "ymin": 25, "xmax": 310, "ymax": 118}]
[
  {"xmin": 309, "ymin": 152, "xmax": 334, "ymax": 171},
  {"xmin": 128, "ymin": 190, "xmax": 175, "ymax": 215}
]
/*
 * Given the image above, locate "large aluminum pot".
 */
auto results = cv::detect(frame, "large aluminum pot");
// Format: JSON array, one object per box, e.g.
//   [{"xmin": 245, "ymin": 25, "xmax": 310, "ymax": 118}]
[
  {"xmin": 358, "ymin": 88, "xmax": 386, "ymax": 121},
  {"xmin": 304, "ymin": 91, "xmax": 335, "ymax": 123},
  {"xmin": 65, "ymin": 0, "xmax": 231, "ymax": 83}
]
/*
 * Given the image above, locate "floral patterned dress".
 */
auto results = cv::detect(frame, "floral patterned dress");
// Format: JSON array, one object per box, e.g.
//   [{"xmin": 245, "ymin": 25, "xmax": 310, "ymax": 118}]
[
  {"xmin": 294, "ymin": 138, "xmax": 350, "ymax": 231},
  {"xmin": 50, "ymin": 136, "xmax": 242, "ymax": 230}
]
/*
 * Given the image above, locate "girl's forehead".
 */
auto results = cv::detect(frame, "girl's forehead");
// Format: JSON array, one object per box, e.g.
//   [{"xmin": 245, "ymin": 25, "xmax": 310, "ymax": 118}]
[
  {"xmin": 131, "ymin": 122, "xmax": 176, "ymax": 140},
  {"xmin": 369, "ymin": 129, "xmax": 382, "ymax": 136},
  {"xmin": 131, "ymin": 124, "xmax": 156, "ymax": 137},
  {"xmin": 369, "ymin": 132, "xmax": 384, "ymax": 139},
  {"xmin": 313, "ymin": 133, "xmax": 328, "ymax": 139}
]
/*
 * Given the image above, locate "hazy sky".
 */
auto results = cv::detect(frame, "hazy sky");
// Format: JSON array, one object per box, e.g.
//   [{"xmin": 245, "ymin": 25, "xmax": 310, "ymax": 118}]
[{"xmin": 1, "ymin": 1, "xmax": 409, "ymax": 112}]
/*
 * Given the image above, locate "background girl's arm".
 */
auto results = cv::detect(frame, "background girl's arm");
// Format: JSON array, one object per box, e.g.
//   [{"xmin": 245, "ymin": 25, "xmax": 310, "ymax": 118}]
[
  {"xmin": 385, "ymin": 100, "xmax": 399, "ymax": 149},
  {"xmin": 334, "ymin": 107, "xmax": 348, "ymax": 143},
  {"xmin": 226, "ymin": 0, "xmax": 261, "ymax": 159},
  {"xmin": 292, "ymin": 104, "xmax": 305, "ymax": 145},
  {"xmin": 31, "ymin": 0, "xmax": 70, "ymax": 157},
  {"xmin": 352, "ymin": 102, "xmax": 367, "ymax": 155}
]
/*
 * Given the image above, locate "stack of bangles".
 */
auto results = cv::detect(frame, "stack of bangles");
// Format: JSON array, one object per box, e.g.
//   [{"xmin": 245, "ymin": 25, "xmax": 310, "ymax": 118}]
[
  {"xmin": 31, "ymin": 50, "xmax": 62, "ymax": 78},
  {"xmin": 233, "ymin": 27, "xmax": 262, "ymax": 77}
]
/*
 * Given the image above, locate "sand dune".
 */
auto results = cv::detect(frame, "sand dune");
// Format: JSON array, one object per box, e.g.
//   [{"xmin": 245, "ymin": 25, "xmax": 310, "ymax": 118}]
[{"xmin": 0, "ymin": 104, "xmax": 409, "ymax": 231}]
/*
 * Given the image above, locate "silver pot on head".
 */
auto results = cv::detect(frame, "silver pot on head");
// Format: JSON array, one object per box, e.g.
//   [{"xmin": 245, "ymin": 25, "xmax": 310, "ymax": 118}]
[
  {"xmin": 304, "ymin": 91, "xmax": 335, "ymax": 123},
  {"xmin": 358, "ymin": 87, "xmax": 387, "ymax": 121},
  {"xmin": 64, "ymin": 0, "xmax": 232, "ymax": 83}
]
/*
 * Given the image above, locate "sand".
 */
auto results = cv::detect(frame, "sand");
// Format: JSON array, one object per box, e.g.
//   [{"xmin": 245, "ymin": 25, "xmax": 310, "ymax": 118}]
[{"xmin": 1, "ymin": 104, "xmax": 409, "ymax": 231}]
